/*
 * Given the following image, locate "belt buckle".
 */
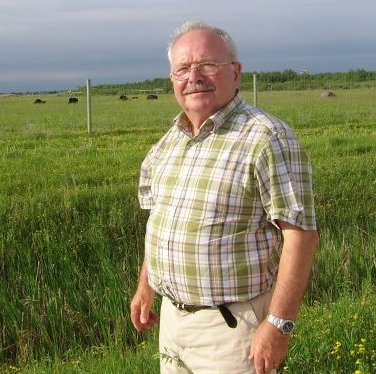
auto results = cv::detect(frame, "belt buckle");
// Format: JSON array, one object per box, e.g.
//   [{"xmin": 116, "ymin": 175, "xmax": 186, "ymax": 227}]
[
  {"xmin": 173, "ymin": 302, "xmax": 198, "ymax": 313},
  {"xmin": 177, "ymin": 303, "xmax": 185, "ymax": 311},
  {"xmin": 172, "ymin": 301, "xmax": 185, "ymax": 311}
]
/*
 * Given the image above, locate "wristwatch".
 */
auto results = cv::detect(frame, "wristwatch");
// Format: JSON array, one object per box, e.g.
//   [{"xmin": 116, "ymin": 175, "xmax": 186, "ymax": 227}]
[{"xmin": 266, "ymin": 313, "xmax": 296, "ymax": 334}]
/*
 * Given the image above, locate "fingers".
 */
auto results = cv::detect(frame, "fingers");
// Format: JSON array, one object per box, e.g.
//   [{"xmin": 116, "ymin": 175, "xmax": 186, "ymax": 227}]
[
  {"xmin": 134, "ymin": 313, "xmax": 158, "ymax": 332},
  {"xmin": 130, "ymin": 264, "xmax": 157, "ymax": 331},
  {"xmin": 140, "ymin": 304, "xmax": 152, "ymax": 324},
  {"xmin": 249, "ymin": 355, "xmax": 276, "ymax": 374},
  {"xmin": 131, "ymin": 303, "xmax": 148, "ymax": 331},
  {"xmin": 130, "ymin": 303, "xmax": 143, "ymax": 331},
  {"xmin": 249, "ymin": 320, "xmax": 289, "ymax": 373},
  {"xmin": 130, "ymin": 294, "xmax": 158, "ymax": 332}
]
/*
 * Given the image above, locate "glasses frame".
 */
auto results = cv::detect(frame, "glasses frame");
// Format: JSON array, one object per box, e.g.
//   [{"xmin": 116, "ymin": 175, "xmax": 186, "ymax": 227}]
[{"xmin": 171, "ymin": 61, "xmax": 234, "ymax": 81}]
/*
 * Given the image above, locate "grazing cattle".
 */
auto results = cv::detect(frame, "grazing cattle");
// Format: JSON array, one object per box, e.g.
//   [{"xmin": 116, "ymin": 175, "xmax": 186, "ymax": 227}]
[
  {"xmin": 119, "ymin": 95, "xmax": 128, "ymax": 101},
  {"xmin": 146, "ymin": 94, "xmax": 158, "ymax": 100},
  {"xmin": 320, "ymin": 91, "xmax": 337, "ymax": 98},
  {"xmin": 68, "ymin": 97, "xmax": 79, "ymax": 104},
  {"xmin": 33, "ymin": 98, "xmax": 46, "ymax": 104}
]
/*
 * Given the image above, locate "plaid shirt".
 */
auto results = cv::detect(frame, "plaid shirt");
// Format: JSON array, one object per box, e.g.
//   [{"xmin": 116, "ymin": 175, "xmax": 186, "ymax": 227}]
[{"xmin": 138, "ymin": 93, "xmax": 317, "ymax": 306}]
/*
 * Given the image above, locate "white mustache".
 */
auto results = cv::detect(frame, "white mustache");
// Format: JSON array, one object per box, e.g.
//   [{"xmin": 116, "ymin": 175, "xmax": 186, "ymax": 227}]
[{"xmin": 183, "ymin": 83, "xmax": 215, "ymax": 95}]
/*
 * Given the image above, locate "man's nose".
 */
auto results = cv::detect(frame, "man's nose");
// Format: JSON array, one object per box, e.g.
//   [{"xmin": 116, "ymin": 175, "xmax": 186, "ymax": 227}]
[{"xmin": 188, "ymin": 65, "xmax": 204, "ymax": 81}]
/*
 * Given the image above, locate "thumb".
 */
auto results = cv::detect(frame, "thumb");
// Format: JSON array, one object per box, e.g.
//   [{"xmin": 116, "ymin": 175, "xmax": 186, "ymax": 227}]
[{"xmin": 140, "ymin": 304, "xmax": 150, "ymax": 324}]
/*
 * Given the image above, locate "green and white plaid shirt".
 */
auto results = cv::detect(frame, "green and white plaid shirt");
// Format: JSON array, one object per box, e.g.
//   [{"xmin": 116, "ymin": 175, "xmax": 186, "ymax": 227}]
[{"xmin": 138, "ymin": 93, "xmax": 317, "ymax": 306}]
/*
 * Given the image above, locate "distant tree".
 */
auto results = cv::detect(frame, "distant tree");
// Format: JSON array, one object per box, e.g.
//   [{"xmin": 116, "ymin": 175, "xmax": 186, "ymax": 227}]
[{"xmin": 74, "ymin": 69, "xmax": 376, "ymax": 95}]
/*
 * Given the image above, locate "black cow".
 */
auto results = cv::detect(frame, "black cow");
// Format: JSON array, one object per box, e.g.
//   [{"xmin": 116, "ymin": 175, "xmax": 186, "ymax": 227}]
[
  {"xmin": 33, "ymin": 98, "xmax": 46, "ymax": 104},
  {"xmin": 119, "ymin": 95, "xmax": 128, "ymax": 101},
  {"xmin": 146, "ymin": 94, "xmax": 158, "ymax": 100},
  {"xmin": 68, "ymin": 97, "xmax": 79, "ymax": 104}
]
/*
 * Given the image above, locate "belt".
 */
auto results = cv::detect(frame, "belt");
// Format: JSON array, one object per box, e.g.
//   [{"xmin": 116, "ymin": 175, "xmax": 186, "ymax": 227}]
[{"xmin": 171, "ymin": 301, "xmax": 238, "ymax": 328}]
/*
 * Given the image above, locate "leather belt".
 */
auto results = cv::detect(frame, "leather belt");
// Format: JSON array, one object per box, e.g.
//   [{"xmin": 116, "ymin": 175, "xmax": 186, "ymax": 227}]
[
  {"xmin": 172, "ymin": 301, "xmax": 212, "ymax": 313},
  {"xmin": 171, "ymin": 301, "xmax": 238, "ymax": 328}
]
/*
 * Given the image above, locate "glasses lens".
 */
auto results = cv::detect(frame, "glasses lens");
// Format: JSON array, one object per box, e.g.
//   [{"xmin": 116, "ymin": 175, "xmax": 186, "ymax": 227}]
[
  {"xmin": 174, "ymin": 67, "xmax": 190, "ymax": 80},
  {"xmin": 198, "ymin": 63, "xmax": 219, "ymax": 75},
  {"xmin": 173, "ymin": 62, "xmax": 230, "ymax": 80}
]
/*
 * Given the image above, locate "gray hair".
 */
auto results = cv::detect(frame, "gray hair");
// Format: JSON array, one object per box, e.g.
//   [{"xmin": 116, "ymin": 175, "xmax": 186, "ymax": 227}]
[{"xmin": 167, "ymin": 20, "xmax": 239, "ymax": 64}]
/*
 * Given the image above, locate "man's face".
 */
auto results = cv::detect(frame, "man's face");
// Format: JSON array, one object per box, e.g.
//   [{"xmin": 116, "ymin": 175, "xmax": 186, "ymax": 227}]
[{"xmin": 170, "ymin": 29, "xmax": 241, "ymax": 124}]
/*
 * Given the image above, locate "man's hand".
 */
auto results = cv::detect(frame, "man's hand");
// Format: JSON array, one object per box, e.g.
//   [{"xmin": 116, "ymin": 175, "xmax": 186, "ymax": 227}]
[
  {"xmin": 130, "ymin": 284, "xmax": 158, "ymax": 332},
  {"xmin": 249, "ymin": 221, "xmax": 318, "ymax": 373},
  {"xmin": 130, "ymin": 260, "xmax": 158, "ymax": 332},
  {"xmin": 249, "ymin": 320, "xmax": 290, "ymax": 373}
]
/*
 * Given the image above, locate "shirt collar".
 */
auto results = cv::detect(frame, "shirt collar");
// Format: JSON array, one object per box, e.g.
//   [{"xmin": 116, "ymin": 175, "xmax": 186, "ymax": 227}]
[{"xmin": 173, "ymin": 91, "xmax": 245, "ymax": 138}]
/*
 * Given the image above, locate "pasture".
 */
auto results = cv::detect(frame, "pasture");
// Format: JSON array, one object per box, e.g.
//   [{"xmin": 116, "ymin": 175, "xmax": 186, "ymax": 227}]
[{"xmin": 0, "ymin": 89, "xmax": 375, "ymax": 373}]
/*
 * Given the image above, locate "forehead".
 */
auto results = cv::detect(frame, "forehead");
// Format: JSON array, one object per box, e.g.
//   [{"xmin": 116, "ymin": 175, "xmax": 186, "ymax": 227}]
[{"xmin": 171, "ymin": 29, "xmax": 229, "ymax": 63}]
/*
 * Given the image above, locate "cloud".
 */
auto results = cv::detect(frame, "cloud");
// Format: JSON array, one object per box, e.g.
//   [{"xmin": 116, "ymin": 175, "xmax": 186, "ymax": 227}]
[{"xmin": 1, "ymin": 0, "xmax": 376, "ymax": 92}]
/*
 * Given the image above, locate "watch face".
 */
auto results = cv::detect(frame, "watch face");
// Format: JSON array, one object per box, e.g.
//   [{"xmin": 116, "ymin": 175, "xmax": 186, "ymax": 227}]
[{"xmin": 282, "ymin": 321, "xmax": 295, "ymax": 333}]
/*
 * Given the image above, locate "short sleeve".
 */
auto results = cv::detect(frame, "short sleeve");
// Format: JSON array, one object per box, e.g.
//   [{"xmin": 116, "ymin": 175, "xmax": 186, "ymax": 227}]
[{"xmin": 254, "ymin": 131, "xmax": 317, "ymax": 230}]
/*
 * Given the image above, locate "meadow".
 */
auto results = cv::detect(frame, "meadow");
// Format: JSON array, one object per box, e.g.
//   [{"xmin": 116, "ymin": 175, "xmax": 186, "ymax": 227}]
[{"xmin": 0, "ymin": 89, "xmax": 375, "ymax": 373}]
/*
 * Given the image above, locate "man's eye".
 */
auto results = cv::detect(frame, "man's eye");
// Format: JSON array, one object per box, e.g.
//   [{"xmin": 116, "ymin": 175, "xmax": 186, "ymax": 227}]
[
  {"xmin": 200, "ymin": 63, "xmax": 217, "ymax": 72},
  {"xmin": 176, "ymin": 66, "xmax": 189, "ymax": 74},
  {"xmin": 201, "ymin": 63, "xmax": 216, "ymax": 68}
]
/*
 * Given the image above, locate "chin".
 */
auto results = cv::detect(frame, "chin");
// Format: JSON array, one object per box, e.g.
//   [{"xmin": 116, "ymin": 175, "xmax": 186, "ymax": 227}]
[{"xmin": 186, "ymin": 100, "xmax": 216, "ymax": 114}]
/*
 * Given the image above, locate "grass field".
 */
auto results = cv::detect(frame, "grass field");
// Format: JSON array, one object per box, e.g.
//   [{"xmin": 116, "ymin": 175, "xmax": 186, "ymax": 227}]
[{"xmin": 0, "ymin": 89, "xmax": 375, "ymax": 373}]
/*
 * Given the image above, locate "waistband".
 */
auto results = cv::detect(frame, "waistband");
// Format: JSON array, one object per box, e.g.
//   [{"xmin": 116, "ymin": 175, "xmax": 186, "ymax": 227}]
[{"xmin": 171, "ymin": 301, "xmax": 237, "ymax": 328}]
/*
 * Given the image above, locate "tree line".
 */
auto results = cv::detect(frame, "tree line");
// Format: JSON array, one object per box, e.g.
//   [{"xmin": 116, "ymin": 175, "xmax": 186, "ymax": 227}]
[{"xmin": 80, "ymin": 69, "xmax": 376, "ymax": 95}]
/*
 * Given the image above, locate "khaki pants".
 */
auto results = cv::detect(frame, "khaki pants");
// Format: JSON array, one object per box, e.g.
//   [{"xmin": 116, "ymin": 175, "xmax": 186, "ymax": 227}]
[{"xmin": 159, "ymin": 288, "xmax": 276, "ymax": 374}]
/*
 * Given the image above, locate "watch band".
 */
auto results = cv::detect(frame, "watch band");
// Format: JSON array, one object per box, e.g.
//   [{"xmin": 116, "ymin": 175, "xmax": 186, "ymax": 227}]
[{"xmin": 266, "ymin": 313, "xmax": 296, "ymax": 334}]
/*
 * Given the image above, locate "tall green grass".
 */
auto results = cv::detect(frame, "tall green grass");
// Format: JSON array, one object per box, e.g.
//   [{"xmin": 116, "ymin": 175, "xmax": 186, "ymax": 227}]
[
  {"xmin": 0, "ymin": 95, "xmax": 175, "ymax": 364},
  {"xmin": 0, "ymin": 90, "xmax": 375, "ymax": 372}
]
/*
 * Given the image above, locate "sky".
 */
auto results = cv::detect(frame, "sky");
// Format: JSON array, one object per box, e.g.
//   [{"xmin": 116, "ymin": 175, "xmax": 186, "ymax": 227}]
[{"xmin": 1, "ymin": 0, "xmax": 375, "ymax": 92}]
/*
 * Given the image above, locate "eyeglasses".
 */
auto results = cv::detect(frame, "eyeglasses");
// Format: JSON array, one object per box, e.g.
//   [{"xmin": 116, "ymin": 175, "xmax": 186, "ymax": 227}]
[{"xmin": 171, "ymin": 62, "xmax": 234, "ymax": 81}]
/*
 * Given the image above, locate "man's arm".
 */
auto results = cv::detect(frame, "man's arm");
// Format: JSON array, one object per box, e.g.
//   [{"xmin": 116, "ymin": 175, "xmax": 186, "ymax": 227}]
[
  {"xmin": 249, "ymin": 221, "xmax": 319, "ymax": 374},
  {"xmin": 130, "ymin": 258, "xmax": 158, "ymax": 332}
]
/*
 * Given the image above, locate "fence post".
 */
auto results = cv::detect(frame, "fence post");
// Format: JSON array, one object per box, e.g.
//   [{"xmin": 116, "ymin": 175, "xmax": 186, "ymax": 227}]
[
  {"xmin": 86, "ymin": 79, "xmax": 92, "ymax": 135},
  {"xmin": 253, "ymin": 73, "xmax": 258, "ymax": 107}
]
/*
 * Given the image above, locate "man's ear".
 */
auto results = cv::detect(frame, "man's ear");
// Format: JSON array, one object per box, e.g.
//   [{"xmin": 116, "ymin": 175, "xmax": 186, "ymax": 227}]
[{"xmin": 233, "ymin": 62, "xmax": 242, "ymax": 84}]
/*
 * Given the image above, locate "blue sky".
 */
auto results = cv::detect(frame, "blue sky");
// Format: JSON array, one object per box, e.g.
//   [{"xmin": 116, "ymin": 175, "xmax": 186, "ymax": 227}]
[{"xmin": 1, "ymin": 0, "xmax": 375, "ymax": 92}]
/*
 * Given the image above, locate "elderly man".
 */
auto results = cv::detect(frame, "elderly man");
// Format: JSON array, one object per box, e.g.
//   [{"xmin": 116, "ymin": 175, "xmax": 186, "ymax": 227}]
[{"xmin": 131, "ymin": 20, "xmax": 319, "ymax": 374}]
